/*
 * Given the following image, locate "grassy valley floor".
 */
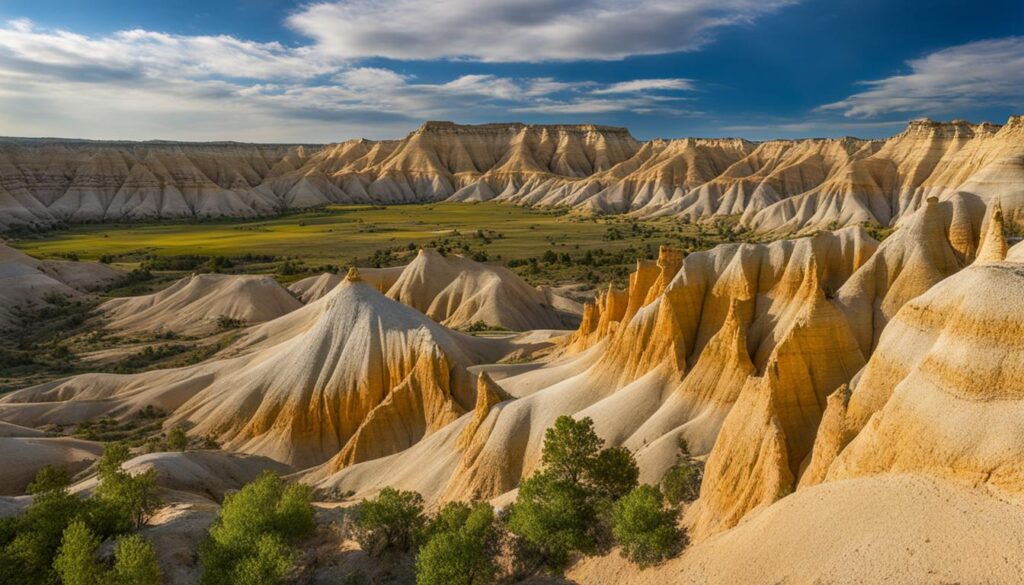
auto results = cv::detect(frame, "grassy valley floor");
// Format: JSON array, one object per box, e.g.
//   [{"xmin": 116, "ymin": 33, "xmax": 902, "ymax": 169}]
[{"xmin": 9, "ymin": 203, "xmax": 743, "ymax": 288}]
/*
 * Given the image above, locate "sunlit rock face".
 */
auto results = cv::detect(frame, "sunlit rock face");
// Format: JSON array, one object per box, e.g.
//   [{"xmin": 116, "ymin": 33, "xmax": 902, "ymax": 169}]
[{"xmin": 4, "ymin": 117, "xmax": 1022, "ymax": 234}]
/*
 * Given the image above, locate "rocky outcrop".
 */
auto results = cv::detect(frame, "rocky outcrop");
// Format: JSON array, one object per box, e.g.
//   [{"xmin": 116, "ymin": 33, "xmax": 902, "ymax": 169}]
[
  {"xmin": 688, "ymin": 265, "xmax": 866, "ymax": 538},
  {"xmin": 805, "ymin": 260, "xmax": 1024, "ymax": 494},
  {"xmin": 0, "ymin": 272, "xmax": 545, "ymax": 469},
  {"xmin": 101, "ymin": 273, "xmax": 302, "ymax": 336},
  {"xmin": 309, "ymin": 228, "xmax": 878, "ymax": 502},
  {"xmin": 385, "ymin": 248, "xmax": 570, "ymax": 330},
  {"xmin": 3, "ymin": 117, "xmax": 1021, "ymax": 235}
]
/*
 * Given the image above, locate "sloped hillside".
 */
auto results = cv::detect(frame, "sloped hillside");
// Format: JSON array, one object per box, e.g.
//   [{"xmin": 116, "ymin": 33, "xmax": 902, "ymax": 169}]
[
  {"xmin": 0, "ymin": 243, "xmax": 122, "ymax": 330},
  {"xmin": 0, "ymin": 269, "xmax": 552, "ymax": 470},
  {"xmin": 101, "ymin": 273, "xmax": 302, "ymax": 336},
  {"xmin": 4, "ymin": 117, "xmax": 1021, "ymax": 235}
]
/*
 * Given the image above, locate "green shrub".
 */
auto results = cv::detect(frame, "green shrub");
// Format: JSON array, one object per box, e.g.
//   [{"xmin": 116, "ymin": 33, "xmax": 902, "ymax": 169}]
[
  {"xmin": 611, "ymin": 485, "xmax": 681, "ymax": 567},
  {"xmin": 416, "ymin": 502, "xmax": 499, "ymax": 585},
  {"xmin": 165, "ymin": 426, "xmax": 188, "ymax": 451},
  {"xmin": 110, "ymin": 534, "xmax": 163, "ymax": 584},
  {"xmin": 199, "ymin": 471, "xmax": 314, "ymax": 585},
  {"xmin": 507, "ymin": 416, "xmax": 639, "ymax": 573},
  {"xmin": 589, "ymin": 447, "xmax": 640, "ymax": 500},
  {"xmin": 661, "ymin": 461, "xmax": 702, "ymax": 506},
  {"xmin": 216, "ymin": 316, "xmax": 246, "ymax": 330},
  {"xmin": 506, "ymin": 473, "xmax": 596, "ymax": 572},
  {"xmin": 353, "ymin": 487, "xmax": 427, "ymax": 557},
  {"xmin": 54, "ymin": 520, "xmax": 103, "ymax": 585},
  {"xmin": 26, "ymin": 465, "xmax": 70, "ymax": 495},
  {"xmin": 94, "ymin": 443, "xmax": 161, "ymax": 532},
  {"xmin": 0, "ymin": 464, "xmax": 93, "ymax": 585},
  {"xmin": 226, "ymin": 535, "xmax": 291, "ymax": 585},
  {"xmin": 54, "ymin": 521, "xmax": 163, "ymax": 585}
]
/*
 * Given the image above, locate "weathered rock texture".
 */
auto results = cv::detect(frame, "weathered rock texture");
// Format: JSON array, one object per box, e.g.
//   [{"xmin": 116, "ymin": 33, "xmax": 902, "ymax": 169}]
[
  {"xmin": 0, "ymin": 243, "xmax": 123, "ymax": 330},
  {"xmin": 289, "ymin": 249, "xmax": 579, "ymax": 330},
  {"xmin": 101, "ymin": 273, "xmax": 302, "ymax": 336},
  {"xmin": 4, "ymin": 116, "xmax": 1022, "ymax": 235},
  {"xmin": 386, "ymin": 248, "xmax": 569, "ymax": 330},
  {"xmin": 0, "ymin": 272, "xmax": 550, "ymax": 470}
]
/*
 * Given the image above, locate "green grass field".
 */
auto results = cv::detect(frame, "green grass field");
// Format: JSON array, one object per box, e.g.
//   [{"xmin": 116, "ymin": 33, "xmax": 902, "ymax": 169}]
[
  {"xmin": 12, "ymin": 203, "xmax": 682, "ymax": 263},
  {"xmin": 9, "ymin": 203, "xmax": 740, "ymax": 289}
]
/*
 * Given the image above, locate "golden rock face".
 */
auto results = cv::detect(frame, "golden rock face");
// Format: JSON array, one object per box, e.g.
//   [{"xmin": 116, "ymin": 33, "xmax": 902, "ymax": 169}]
[
  {"xmin": 3, "ymin": 117, "xmax": 1023, "ymax": 235},
  {"xmin": 809, "ymin": 262, "xmax": 1024, "ymax": 494},
  {"xmin": 3, "ymin": 144, "xmax": 1024, "ymax": 573}
]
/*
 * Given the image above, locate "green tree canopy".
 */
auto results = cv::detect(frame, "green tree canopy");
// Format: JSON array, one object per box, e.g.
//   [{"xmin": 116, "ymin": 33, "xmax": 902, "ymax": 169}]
[
  {"xmin": 508, "ymin": 415, "xmax": 639, "ymax": 573},
  {"xmin": 611, "ymin": 485, "xmax": 682, "ymax": 568},
  {"xmin": 54, "ymin": 521, "xmax": 162, "ymax": 585},
  {"xmin": 94, "ymin": 443, "xmax": 161, "ymax": 532},
  {"xmin": 353, "ymin": 487, "xmax": 427, "ymax": 557},
  {"xmin": 200, "ymin": 471, "xmax": 314, "ymax": 585},
  {"xmin": 416, "ymin": 502, "xmax": 499, "ymax": 585}
]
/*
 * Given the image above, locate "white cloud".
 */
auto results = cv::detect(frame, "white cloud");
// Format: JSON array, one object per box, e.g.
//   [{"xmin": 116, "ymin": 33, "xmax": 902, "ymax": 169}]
[
  {"xmin": 721, "ymin": 119, "xmax": 909, "ymax": 137},
  {"xmin": 288, "ymin": 0, "xmax": 797, "ymax": 62},
  {"xmin": 0, "ymin": 19, "xmax": 336, "ymax": 81},
  {"xmin": 820, "ymin": 37, "xmax": 1024, "ymax": 117},
  {"xmin": 0, "ymin": 20, "xmax": 695, "ymax": 141},
  {"xmin": 515, "ymin": 95, "xmax": 693, "ymax": 115},
  {"xmin": 591, "ymin": 78, "xmax": 694, "ymax": 94}
]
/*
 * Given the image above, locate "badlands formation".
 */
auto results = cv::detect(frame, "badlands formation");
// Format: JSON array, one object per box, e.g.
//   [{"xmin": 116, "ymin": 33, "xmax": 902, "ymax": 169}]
[
  {"xmin": 1, "ymin": 122, "xmax": 1024, "ymax": 582},
  {"xmin": 0, "ymin": 243, "xmax": 122, "ymax": 330},
  {"xmin": 290, "ymin": 249, "xmax": 576, "ymax": 330},
  {"xmin": 2, "ymin": 116, "xmax": 1023, "ymax": 235}
]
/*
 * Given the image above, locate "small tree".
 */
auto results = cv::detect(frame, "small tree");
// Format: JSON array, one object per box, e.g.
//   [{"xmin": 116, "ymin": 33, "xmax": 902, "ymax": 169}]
[
  {"xmin": 165, "ymin": 426, "xmax": 189, "ymax": 451},
  {"xmin": 26, "ymin": 465, "xmax": 70, "ymax": 495},
  {"xmin": 227, "ymin": 535, "xmax": 292, "ymax": 585},
  {"xmin": 416, "ymin": 503, "xmax": 499, "ymax": 585},
  {"xmin": 589, "ymin": 447, "xmax": 639, "ymax": 501},
  {"xmin": 110, "ymin": 534, "xmax": 163, "ymax": 585},
  {"xmin": 353, "ymin": 487, "xmax": 427, "ymax": 557},
  {"xmin": 507, "ymin": 416, "xmax": 639, "ymax": 573},
  {"xmin": 611, "ymin": 485, "xmax": 681, "ymax": 567},
  {"xmin": 661, "ymin": 438, "xmax": 703, "ymax": 506},
  {"xmin": 506, "ymin": 474, "xmax": 595, "ymax": 572},
  {"xmin": 94, "ymin": 443, "xmax": 161, "ymax": 532},
  {"xmin": 56, "ymin": 521, "xmax": 162, "ymax": 585},
  {"xmin": 541, "ymin": 416, "xmax": 603, "ymax": 485},
  {"xmin": 200, "ymin": 471, "xmax": 314, "ymax": 585},
  {"xmin": 0, "ymin": 467, "xmax": 88, "ymax": 585},
  {"xmin": 54, "ymin": 520, "xmax": 103, "ymax": 585},
  {"xmin": 661, "ymin": 461, "xmax": 702, "ymax": 506}
]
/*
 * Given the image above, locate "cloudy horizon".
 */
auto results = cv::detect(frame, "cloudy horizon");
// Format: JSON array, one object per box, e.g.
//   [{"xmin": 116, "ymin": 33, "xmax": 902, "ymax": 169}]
[{"xmin": 0, "ymin": 0, "xmax": 1020, "ymax": 143}]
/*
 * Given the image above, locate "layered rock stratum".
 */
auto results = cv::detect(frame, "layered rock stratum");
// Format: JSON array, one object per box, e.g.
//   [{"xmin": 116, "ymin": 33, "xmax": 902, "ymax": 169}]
[
  {"xmin": 3, "ymin": 116, "xmax": 1022, "ymax": 234},
  {"xmin": 4, "ymin": 172, "xmax": 1024, "ymax": 582}
]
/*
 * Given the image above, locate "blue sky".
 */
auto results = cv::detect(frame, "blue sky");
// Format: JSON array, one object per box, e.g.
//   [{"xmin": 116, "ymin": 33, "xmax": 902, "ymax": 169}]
[{"xmin": 0, "ymin": 0, "xmax": 1021, "ymax": 142}]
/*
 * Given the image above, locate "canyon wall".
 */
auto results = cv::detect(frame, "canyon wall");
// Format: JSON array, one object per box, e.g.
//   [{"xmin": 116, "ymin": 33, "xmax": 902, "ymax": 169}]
[{"xmin": 3, "ymin": 117, "xmax": 1022, "ymax": 234}]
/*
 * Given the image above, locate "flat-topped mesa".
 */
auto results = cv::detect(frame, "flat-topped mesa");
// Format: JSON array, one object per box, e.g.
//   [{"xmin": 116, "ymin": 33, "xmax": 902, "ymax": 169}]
[
  {"xmin": 899, "ymin": 118, "xmax": 1002, "ymax": 139},
  {"xmin": 414, "ymin": 120, "xmax": 636, "ymax": 138}
]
